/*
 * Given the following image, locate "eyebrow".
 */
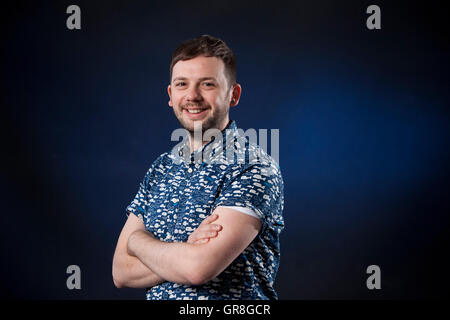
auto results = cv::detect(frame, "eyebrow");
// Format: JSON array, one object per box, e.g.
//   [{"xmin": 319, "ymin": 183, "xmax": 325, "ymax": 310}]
[{"xmin": 172, "ymin": 77, "xmax": 217, "ymax": 83}]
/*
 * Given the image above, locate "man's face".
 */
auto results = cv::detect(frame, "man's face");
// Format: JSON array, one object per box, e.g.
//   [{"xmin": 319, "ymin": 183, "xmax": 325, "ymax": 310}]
[{"xmin": 168, "ymin": 56, "xmax": 238, "ymax": 133}]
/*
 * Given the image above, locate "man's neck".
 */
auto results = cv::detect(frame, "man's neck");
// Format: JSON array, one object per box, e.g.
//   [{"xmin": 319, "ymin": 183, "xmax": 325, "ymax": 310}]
[
  {"xmin": 189, "ymin": 137, "xmax": 209, "ymax": 153},
  {"xmin": 188, "ymin": 119, "xmax": 231, "ymax": 153}
]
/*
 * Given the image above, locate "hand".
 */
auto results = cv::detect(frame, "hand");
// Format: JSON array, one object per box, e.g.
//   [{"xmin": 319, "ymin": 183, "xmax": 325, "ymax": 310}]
[{"xmin": 187, "ymin": 214, "xmax": 223, "ymax": 244}]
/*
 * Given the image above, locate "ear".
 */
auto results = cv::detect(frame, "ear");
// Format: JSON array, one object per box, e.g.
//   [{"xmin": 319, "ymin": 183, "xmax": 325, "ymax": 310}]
[
  {"xmin": 229, "ymin": 83, "xmax": 242, "ymax": 107},
  {"xmin": 167, "ymin": 85, "xmax": 173, "ymax": 107}
]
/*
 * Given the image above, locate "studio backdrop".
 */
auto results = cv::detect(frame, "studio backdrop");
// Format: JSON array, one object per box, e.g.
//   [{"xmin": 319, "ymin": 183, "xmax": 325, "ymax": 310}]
[{"xmin": 2, "ymin": 0, "xmax": 449, "ymax": 299}]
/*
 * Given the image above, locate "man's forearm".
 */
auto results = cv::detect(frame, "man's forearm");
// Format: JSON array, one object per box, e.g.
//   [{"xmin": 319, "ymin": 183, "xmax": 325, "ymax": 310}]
[
  {"xmin": 128, "ymin": 230, "xmax": 205, "ymax": 285},
  {"xmin": 113, "ymin": 252, "xmax": 166, "ymax": 288}
]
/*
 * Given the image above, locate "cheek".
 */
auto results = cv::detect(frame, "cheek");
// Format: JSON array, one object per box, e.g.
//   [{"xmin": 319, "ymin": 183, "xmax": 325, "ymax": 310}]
[
  {"xmin": 171, "ymin": 95, "xmax": 182, "ymax": 107},
  {"xmin": 208, "ymin": 92, "xmax": 226, "ymax": 106}
]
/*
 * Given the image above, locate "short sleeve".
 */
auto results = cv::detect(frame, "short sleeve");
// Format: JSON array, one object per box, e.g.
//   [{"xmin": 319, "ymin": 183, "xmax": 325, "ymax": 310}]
[
  {"xmin": 125, "ymin": 154, "xmax": 164, "ymax": 221},
  {"xmin": 213, "ymin": 163, "xmax": 285, "ymax": 234}
]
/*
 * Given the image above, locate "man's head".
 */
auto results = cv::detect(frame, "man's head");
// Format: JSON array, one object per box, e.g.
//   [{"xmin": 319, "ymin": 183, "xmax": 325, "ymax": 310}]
[{"xmin": 167, "ymin": 35, "xmax": 241, "ymax": 134}]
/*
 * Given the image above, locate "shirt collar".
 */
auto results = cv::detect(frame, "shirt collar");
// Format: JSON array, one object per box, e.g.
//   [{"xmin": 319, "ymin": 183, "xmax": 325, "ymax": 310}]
[{"xmin": 170, "ymin": 120, "xmax": 240, "ymax": 165}]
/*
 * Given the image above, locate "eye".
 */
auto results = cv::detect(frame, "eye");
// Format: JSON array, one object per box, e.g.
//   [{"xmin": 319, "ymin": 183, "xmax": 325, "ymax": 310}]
[
  {"xmin": 203, "ymin": 82, "xmax": 215, "ymax": 87},
  {"xmin": 175, "ymin": 82, "xmax": 186, "ymax": 87}
]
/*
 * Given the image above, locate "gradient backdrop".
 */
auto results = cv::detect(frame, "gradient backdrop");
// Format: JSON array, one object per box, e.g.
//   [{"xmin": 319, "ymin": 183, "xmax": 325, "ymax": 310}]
[{"xmin": 2, "ymin": 0, "xmax": 449, "ymax": 299}]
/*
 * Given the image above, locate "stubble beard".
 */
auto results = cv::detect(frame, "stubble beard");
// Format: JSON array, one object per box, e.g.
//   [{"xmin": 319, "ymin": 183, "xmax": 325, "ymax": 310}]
[{"xmin": 175, "ymin": 104, "xmax": 228, "ymax": 135}]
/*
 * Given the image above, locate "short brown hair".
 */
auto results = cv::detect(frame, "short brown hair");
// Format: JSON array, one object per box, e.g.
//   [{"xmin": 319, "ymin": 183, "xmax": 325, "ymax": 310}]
[{"xmin": 169, "ymin": 35, "xmax": 236, "ymax": 87}]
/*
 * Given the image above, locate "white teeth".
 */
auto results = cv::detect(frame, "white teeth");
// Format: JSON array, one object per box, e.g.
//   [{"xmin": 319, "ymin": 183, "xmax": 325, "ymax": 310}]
[{"xmin": 187, "ymin": 109, "xmax": 204, "ymax": 114}]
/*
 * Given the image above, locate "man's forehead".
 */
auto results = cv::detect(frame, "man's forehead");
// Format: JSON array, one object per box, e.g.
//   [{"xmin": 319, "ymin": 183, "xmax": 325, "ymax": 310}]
[{"xmin": 172, "ymin": 56, "xmax": 225, "ymax": 80}]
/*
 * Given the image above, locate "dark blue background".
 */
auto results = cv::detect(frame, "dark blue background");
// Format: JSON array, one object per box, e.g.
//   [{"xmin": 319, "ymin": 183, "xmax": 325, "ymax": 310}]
[{"xmin": 2, "ymin": 0, "xmax": 449, "ymax": 299}]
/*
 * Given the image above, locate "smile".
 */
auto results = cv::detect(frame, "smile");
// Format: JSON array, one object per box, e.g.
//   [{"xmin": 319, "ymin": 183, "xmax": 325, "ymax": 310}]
[
  {"xmin": 183, "ymin": 108, "xmax": 209, "ymax": 118},
  {"xmin": 187, "ymin": 109, "xmax": 204, "ymax": 114}
]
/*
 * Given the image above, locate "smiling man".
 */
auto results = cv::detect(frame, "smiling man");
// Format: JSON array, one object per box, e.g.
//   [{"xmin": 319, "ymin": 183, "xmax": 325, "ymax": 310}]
[{"xmin": 112, "ymin": 35, "xmax": 285, "ymax": 300}]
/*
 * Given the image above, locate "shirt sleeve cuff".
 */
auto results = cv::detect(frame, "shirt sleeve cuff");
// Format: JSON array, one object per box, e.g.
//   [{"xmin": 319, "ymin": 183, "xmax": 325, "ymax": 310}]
[{"xmin": 216, "ymin": 205, "xmax": 261, "ymax": 219}]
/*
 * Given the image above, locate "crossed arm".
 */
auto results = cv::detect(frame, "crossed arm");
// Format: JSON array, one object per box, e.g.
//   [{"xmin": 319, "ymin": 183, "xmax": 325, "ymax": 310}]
[{"xmin": 112, "ymin": 207, "xmax": 261, "ymax": 288}]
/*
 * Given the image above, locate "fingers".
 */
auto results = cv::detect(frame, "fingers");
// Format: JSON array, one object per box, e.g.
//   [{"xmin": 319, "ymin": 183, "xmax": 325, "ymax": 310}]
[
  {"xmin": 199, "ymin": 223, "xmax": 222, "ymax": 233},
  {"xmin": 187, "ymin": 223, "xmax": 223, "ymax": 244},
  {"xmin": 196, "ymin": 230, "xmax": 219, "ymax": 241},
  {"xmin": 187, "ymin": 214, "xmax": 223, "ymax": 244},
  {"xmin": 200, "ymin": 214, "xmax": 218, "ymax": 226}
]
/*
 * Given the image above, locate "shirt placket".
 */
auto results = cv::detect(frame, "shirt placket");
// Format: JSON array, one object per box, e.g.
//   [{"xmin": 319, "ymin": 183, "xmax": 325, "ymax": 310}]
[{"xmin": 172, "ymin": 157, "xmax": 196, "ymax": 241}]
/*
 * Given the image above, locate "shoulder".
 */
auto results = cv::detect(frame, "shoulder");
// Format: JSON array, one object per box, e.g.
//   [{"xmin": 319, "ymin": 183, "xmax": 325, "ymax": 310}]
[
  {"xmin": 245, "ymin": 140, "xmax": 283, "ymax": 183},
  {"xmin": 142, "ymin": 152, "xmax": 171, "ymax": 182},
  {"xmin": 152, "ymin": 151, "xmax": 172, "ymax": 170},
  {"xmin": 217, "ymin": 136, "xmax": 283, "ymax": 184}
]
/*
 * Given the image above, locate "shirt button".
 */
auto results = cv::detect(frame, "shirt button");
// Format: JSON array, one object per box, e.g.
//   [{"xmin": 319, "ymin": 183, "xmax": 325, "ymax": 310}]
[{"xmin": 187, "ymin": 168, "xmax": 193, "ymax": 173}]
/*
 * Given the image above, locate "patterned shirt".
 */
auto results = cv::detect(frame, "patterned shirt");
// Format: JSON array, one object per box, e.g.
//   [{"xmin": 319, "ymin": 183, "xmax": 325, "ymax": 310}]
[{"xmin": 126, "ymin": 120, "xmax": 285, "ymax": 300}]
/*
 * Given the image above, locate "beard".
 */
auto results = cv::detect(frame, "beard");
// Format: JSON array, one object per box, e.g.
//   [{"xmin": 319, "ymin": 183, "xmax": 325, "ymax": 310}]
[{"xmin": 174, "ymin": 102, "xmax": 229, "ymax": 134}]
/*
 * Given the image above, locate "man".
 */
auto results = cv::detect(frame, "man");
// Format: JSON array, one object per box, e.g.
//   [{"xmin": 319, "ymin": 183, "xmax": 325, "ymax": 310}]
[{"xmin": 112, "ymin": 35, "xmax": 284, "ymax": 300}]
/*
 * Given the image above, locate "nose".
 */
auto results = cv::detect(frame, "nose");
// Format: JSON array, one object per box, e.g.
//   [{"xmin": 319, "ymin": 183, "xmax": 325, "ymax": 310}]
[{"xmin": 186, "ymin": 85, "xmax": 203, "ymax": 102}]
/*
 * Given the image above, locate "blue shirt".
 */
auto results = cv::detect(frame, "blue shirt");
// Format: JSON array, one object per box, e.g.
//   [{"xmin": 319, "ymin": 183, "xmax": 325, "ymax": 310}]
[{"xmin": 126, "ymin": 120, "xmax": 285, "ymax": 300}]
